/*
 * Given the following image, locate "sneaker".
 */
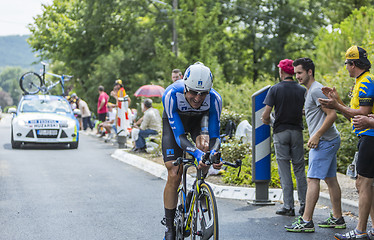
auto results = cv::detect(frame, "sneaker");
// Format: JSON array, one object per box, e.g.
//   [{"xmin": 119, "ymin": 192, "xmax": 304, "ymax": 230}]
[
  {"xmin": 285, "ymin": 216, "xmax": 315, "ymax": 233},
  {"xmin": 318, "ymin": 213, "xmax": 346, "ymax": 229},
  {"xmin": 334, "ymin": 230, "xmax": 369, "ymax": 239},
  {"xmin": 276, "ymin": 207, "xmax": 295, "ymax": 216},
  {"xmin": 368, "ymin": 229, "xmax": 374, "ymax": 240},
  {"xmin": 164, "ymin": 226, "xmax": 176, "ymax": 240}
]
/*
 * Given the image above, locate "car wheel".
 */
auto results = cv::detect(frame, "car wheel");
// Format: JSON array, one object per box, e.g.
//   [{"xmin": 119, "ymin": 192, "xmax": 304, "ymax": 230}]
[
  {"xmin": 69, "ymin": 141, "xmax": 78, "ymax": 149},
  {"xmin": 11, "ymin": 130, "xmax": 21, "ymax": 149}
]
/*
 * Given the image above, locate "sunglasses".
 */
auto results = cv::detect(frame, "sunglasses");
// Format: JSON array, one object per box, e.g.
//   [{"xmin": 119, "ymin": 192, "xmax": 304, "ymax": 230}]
[
  {"xmin": 345, "ymin": 61, "xmax": 353, "ymax": 65},
  {"xmin": 185, "ymin": 86, "xmax": 209, "ymax": 96}
]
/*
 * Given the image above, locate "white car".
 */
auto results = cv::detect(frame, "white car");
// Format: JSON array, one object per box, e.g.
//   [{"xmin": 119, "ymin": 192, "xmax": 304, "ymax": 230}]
[{"xmin": 10, "ymin": 94, "xmax": 79, "ymax": 149}]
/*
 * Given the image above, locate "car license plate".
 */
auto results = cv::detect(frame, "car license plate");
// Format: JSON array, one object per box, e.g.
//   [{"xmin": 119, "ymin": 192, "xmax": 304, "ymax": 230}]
[{"xmin": 37, "ymin": 129, "xmax": 58, "ymax": 136}]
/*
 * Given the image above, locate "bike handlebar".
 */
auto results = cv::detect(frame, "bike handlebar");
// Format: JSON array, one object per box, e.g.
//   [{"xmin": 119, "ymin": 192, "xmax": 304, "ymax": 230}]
[{"xmin": 172, "ymin": 152, "xmax": 242, "ymax": 169}]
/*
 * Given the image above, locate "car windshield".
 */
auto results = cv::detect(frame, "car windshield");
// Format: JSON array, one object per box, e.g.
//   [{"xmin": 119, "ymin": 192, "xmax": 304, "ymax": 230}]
[{"xmin": 20, "ymin": 98, "xmax": 72, "ymax": 114}]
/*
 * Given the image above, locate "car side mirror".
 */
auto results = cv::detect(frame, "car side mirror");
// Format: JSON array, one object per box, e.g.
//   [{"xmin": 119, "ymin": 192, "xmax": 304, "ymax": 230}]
[
  {"xmin": 73, "ymin": 109, "xmax": 81, "ymax": 118},
  {"xmin": 8, "ymin": 107, "xmax": 16, "ymax": 114}
]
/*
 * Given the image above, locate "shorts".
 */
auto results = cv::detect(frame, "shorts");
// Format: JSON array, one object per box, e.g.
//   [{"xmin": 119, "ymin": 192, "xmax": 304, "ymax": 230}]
[
  {"xmin": 98, "ymin": 113, "xmax": 107, "ymax": 122},
  {"xmin": 162, "ymin": 113, "xmax": 204, "ymax": 162},
  {"xmin": 307, "ymin": 136, "xmax": 340, "ymax": 179},
  {"xmin": 357, "ymin": 135, "xmax": 374, "ymax": 178}
]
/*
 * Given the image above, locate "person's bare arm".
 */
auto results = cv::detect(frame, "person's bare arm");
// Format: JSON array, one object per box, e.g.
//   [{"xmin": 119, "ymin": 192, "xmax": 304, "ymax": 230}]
[
  {"xmin": 261, "ymin": 105, "xmax": 272, "ymax": 125},
  {"xmin": 308, "ymin": 107, "xmax": 336, "ymax": 148},
  {"xmin": 352, "ymin": 114, "xmax": 374, "ymax": 130},
  {"xmin": 98, "ymin": 98, "xmax": 106, "ymax": 111},
  {"xmin": 319, "ymin": 86, "xmax": 371, "ymax": 120}
]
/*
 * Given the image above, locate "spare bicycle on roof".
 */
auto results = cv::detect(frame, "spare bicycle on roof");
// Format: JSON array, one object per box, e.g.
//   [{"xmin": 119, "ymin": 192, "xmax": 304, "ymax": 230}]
[{"xmin": 19, "ymin": 62, "xmax": 73, "ymax": 96}]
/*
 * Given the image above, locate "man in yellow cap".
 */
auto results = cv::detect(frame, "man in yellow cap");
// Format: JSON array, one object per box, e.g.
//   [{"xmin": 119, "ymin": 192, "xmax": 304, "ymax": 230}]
[
  {"xmin": 319, "ymin": 45, "xmax": 374, "ymax": 240},
  {"xmin": 111, "ymin": 79, "xmax": 127, "ymax": 101}
]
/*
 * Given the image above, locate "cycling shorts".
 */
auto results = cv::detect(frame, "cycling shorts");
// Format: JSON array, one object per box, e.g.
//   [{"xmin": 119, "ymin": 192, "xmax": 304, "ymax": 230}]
[
  {"xmin": 357, "ymin": 135, "xmax": 374, "ymax": 178},
  {"xmin": 162, "ymin": 114, "xmax": 203, "ymax": 162}
]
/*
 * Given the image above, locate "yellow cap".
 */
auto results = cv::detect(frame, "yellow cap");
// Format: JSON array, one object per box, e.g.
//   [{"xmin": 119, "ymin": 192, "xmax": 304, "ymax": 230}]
[
  {"xmin": 345, "ymin": 45, "xmax": 371, "ymax": 66},
  {"xmin": 115, "ymin": 79, "xmax": 122, "ymax": 85}
]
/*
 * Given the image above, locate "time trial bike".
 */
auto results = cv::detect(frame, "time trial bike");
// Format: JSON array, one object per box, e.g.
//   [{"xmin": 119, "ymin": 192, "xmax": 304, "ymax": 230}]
[
  {"xmin": 19, "ymin": 62, "xmax": 73, "ymax": 95},
  {"xmin": 172, "ymin": 152, "xmax": 241, "ymax": 240}
]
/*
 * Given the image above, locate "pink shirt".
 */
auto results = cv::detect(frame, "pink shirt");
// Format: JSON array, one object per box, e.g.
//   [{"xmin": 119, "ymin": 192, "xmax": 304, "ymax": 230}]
[{"xmin": 97, "ymin": 91, "xmax": 109, "ymax": 114}]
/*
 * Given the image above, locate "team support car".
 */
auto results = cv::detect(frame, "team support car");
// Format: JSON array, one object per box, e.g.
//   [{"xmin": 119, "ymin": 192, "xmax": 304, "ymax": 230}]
[{"xmin": 10, "ymin": 94, "xmax": 79, "ymax": 149}]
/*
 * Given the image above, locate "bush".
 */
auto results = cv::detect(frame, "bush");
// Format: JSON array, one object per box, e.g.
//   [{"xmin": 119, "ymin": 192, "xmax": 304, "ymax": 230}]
[
  {"xmin": 221, "ymin": 138, "xmax": 283, "ymax": 188},
  {"xmin": 221, "ymin": 138, "xmax": 253, "ymax": 186},
  {"xmin": 220, "ymin": 108, "xmax": 243, "ymax": 136}
]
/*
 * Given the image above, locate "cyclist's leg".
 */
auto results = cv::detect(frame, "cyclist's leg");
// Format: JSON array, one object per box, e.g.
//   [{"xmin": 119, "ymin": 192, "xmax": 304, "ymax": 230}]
[{"xmin": 162, "ymin": 117, "xmax": 183, "ymax": 239}]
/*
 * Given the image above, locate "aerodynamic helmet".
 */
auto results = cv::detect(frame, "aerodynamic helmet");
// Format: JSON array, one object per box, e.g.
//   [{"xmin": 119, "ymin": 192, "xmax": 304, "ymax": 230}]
[{"xmin": 183, "ymin": 62, "xmax": 213, "ymax": 92}]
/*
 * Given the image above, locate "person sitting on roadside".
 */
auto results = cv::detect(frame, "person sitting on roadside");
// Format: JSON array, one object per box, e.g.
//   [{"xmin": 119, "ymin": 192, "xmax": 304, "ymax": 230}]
[
  {"xmin": 132, "ymin": 98, "xmax": 161, "ymax": 153},
  {"xmin": 98, "ymin": 103, "xmax": 117, "ymax": 137}
]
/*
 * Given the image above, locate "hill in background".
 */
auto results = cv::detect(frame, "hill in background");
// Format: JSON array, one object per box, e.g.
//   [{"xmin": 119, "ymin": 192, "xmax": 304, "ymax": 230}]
[{"xmin": 0, "ymin": 35, "xmax": 39, "ymax": 71}]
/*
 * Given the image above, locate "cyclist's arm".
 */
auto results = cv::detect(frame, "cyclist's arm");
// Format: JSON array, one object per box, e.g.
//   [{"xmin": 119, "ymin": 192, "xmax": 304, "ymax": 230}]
[{"xmin": 208, "ymin": 90, "xmax": 222, "ymax": 153}]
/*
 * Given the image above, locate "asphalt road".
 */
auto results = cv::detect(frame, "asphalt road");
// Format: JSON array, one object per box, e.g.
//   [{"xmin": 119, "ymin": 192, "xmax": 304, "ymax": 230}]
[{"xmin": 0, "ymin": 114, "xmax": 360, "ymax": 240}]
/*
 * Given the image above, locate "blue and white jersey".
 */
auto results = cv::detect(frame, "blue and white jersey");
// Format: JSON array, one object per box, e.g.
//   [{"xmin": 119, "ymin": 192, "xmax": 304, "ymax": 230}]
[{"xmin": 162, "ymin": 81, "xmax": 222, "ymax": 154}]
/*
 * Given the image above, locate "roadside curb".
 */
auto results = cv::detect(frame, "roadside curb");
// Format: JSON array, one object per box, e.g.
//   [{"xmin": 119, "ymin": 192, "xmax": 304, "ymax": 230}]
[{"xmin": 110, "ymin": 148, "xmax": 359, "ymax": 214}]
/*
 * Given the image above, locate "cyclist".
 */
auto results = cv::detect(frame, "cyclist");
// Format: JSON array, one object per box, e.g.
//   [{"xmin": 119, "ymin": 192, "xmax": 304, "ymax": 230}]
[{"xmin": 161, "ymin": 62, "xmax": 223, "ymax": 240}]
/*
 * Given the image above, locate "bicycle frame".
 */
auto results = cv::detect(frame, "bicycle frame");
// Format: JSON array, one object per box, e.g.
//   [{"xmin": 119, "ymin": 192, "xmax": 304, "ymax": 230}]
[
  {"xmin": 174, "ymin": 152, "xmax": 241, "ymax": 239},
  {"xmin": 179, "ymin": 160, "xmax": 203, "ymax": 235},
  {"xmin": 40, "ymin": 62, "xmax": 72, "ymax": 96}
]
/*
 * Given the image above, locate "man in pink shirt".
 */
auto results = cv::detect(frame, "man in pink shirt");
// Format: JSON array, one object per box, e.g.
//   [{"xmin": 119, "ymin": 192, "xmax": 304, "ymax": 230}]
[{"xmin": 97, "ymin": 85, "xmax": 109, "ymax": 122}]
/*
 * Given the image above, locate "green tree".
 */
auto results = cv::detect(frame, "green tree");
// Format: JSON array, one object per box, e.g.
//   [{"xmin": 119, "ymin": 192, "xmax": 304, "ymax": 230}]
[
  {"xmin": 0, "ymin": 67, "xmax": 24, "ymax": 107},
  {"xmin": 315, "ymin": 7, "xmax": 374, "ymax": 76},
  {"xmin": 321, "ymin": 0, "xmax": 374, "ymax": 25}
]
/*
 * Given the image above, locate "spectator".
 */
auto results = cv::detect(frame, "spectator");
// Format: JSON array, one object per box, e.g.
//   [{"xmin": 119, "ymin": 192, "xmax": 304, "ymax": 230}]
[
  {"xmin": 171, "ymin": 69, "xmax": 183, "ymax": 82},
  {"xmin": 110, "ymin": 79, "xmax": 131, "ymax": 107},
  {"xmin": 132, "ymin": 98, "xmax": 161, "ymax": 153},
  {"xmin": 262, "ymin": 59, "xmax": 307, "ymax": 217},
  {"xmin": 285, "ymin": 58, "xmax": 344, "ymax": 233},
  {"xmin": 98, "ymin": 103, "xmax": 117, "ymax": 137},
  {"xmin": 76, "ymin": 97, "xmax": 94, "ymax": 131},
  {"xmin": 69, "ymin": 93, "xmax": 81, "ymax": 128},
  {"xmin": 97, "ymin": 85, "xmax": 109, "ymax": 123},
  {"xmin": 69, "ymin": 93, "xmax": 78, "ymax": 110},
  {"xmin": 110, "ymin": 79, "xmax": 131, "ymax": 131},
  {"xmin": 319, "ymin": 46, "xmax": 374, "ymax": 240}
]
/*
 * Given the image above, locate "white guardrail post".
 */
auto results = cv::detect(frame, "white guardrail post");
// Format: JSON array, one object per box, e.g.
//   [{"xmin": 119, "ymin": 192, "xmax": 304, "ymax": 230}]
[
  {"xmin": 251, "ymin": 85, "xmax": 274, "ymax": 205},
  {"xmin": 117, "ymin": 96, "xmax": 130, "ymax": 148}
]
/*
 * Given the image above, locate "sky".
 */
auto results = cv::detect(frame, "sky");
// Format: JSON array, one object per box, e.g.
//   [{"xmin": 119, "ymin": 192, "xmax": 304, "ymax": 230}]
[{"xmin": 0, "ymin": 0, "xmax": 53, "ymax": 36}]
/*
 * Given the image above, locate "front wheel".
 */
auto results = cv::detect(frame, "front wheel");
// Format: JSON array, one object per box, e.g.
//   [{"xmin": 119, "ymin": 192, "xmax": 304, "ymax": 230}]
[
  {"xmin": 69, "ymin": 141, "xmax": 78, "ymax": 149},
  {"xmin": 11, "ymin": 130, "xmax": 21, "ymax": 149},
  {"xmin": 190, "ymin": 183, "xmax": 218, "ymax": 240},
  {"xmin": 19, "ymin": 72, "xmax": 42, "ymax": 95}
]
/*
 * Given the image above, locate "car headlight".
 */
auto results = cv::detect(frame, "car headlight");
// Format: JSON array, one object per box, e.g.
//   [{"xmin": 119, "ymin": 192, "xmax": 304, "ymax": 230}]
[
  {"xmin": 59, "ymin": 120, "xmax": 68, "ymax": 128},
  {"xmin": 16, "ymin": 119, "xmax": 27, "ymax": 127}
]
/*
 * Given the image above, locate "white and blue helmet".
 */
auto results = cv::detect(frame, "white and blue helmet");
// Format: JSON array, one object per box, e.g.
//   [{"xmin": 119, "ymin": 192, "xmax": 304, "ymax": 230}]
[{"xmin": 184, "ymin": 62, "xmax": 213, "ymax": 92}]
